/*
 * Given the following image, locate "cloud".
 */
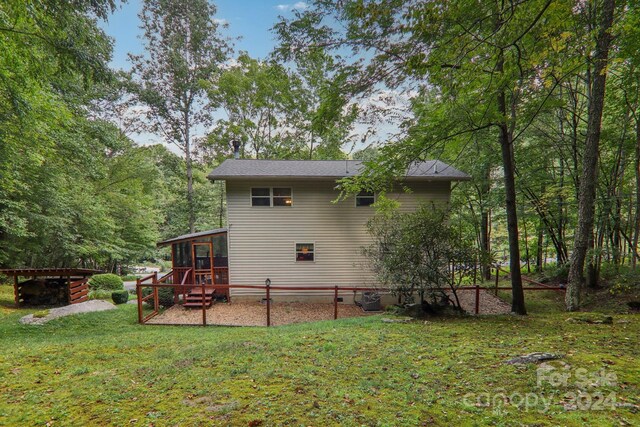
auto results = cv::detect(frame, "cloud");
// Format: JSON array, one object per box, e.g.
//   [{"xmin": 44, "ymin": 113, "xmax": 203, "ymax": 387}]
[
  {"xmin": 213, "ymin": 18, "xmax": 228, "ymax": 26},
  {"xmin": 275, "ymin": 2, "xmax": 308, "ymax": 12}
]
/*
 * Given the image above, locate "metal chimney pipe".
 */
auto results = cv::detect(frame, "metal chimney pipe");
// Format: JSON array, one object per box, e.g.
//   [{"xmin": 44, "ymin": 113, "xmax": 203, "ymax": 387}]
[{"xmin": 231, "ymin": 140, "xmax": 240, "ymax": 159}]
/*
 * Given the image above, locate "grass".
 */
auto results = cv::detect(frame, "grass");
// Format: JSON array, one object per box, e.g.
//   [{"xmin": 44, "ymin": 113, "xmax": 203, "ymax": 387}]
[{"xmin": 0, "ymin": 285, "xmax": 638, "ymax": 426}]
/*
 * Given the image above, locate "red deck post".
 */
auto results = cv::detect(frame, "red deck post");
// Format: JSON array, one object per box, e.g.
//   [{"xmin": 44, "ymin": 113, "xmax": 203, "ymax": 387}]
[
  {"xmin": 334, "ymin": 286, "xmax": 338, "ymax": 320},
  {"xmin": 153, "ymin": 273, "xmax": 159, "ymax": 313},
  {"xmin": 475, "ymin": 284, "xmax": 480, "ymax": 315},
  {"xmin": 201, "ymin": 282, "xmax": 207, "ymax": 326},
  {"xmin": 266, "ymin": 284, "xmax": 271, "ymax": 327},
  {"xmin": 136, "ymin": 278, "xmax": 143, "ymax": 324}
]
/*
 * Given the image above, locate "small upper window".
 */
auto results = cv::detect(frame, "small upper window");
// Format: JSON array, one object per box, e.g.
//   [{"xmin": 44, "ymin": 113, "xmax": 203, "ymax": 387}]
[
  {"xmin": 273, "ymin": 188, "xmax": 293, "ymax": 206},
  {"xmin": 251, "ymin": 188, "xmax": 271, "ymax": 206},
  {"xmin": 295, "ymin": 243, "xmax": 314, "ymax": 262},
  {"xmin": 356, "ymin": 191, "xmax": 375, "ymax": 207}
]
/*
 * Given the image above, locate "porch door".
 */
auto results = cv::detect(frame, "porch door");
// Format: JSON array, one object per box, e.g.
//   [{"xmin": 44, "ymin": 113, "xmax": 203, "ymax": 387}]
[{"xmin": 191, "ymin": 242, "xmax": 215, "ymax": 286}]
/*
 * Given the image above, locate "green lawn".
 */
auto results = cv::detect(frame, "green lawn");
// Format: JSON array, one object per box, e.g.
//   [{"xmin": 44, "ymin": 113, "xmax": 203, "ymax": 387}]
[{"xmin": 0, "ymin": 286, "xmax": 638, "ymax": 426}]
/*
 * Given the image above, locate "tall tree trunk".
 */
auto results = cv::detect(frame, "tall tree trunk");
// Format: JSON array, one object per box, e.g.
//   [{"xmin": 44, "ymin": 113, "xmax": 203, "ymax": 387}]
[
  {"xmin": 566, "ymin": 0, "xmax": 615, "ymax": 311},
  {"xmin": 481, "ymin": 210, "xmax": 491, "ymax": 280},
  {"xmin": 634, "ymin": 115, "xmax": 640, "ymax": 269},
  {"xmin": 185, "ymin": 115, "xmax": 195, "ymax": 233},
  {"xmin": 536, "ymin": 223, "xmax": 544, "ymax": 272},
  {"xmin": 496, "ymin": 48, "xmax": 526, "ymax": 314}
]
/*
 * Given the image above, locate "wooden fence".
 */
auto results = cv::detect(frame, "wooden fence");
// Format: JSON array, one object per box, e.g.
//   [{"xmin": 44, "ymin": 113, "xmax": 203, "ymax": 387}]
[
  {"xmin": 135, "ymin": 267, "xmax": 566, "ymax": 326},
  {"xmin": 68, "ymin": 277, "xmax": 89, "ymax": 304}
]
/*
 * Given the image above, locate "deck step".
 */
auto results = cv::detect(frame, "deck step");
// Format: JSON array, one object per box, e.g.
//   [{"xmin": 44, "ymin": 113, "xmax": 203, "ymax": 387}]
[
  {"xmin": 183, "ymin": 288, "xmax": 215, "ymax": 308},
  {"xmin": 183, "ymin": 301, "xmax": 213, "ymax": 308}
]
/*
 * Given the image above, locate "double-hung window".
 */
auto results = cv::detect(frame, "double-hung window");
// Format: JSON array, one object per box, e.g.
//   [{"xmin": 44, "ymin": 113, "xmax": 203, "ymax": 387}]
[{"xmin": 251, "ymin": 187, "xmax": 292, "ymax": 207}]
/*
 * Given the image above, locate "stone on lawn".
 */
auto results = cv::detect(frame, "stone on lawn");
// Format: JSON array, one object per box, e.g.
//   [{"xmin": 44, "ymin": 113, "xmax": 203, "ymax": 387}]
[{"xmin": 504, "ymin": 352, "xmax": 562, "ymax": 365}]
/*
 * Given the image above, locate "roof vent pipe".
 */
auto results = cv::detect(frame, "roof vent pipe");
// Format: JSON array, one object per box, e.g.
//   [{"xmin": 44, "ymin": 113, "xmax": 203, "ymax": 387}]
[{"xmin": 231, "ymin": 140, "xmax": 241, "ymax": 159}]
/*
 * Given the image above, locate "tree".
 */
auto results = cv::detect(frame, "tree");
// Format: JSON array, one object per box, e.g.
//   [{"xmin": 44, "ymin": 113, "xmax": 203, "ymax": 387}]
[
  {"xmin": 363, "ymin": 201, "xmax": 478, "ymax": 314},
  {"xmin": 129, "ymin": 0, "xmax": 230, "ymax": 233},
  {"xmin": 205, "ymin": 51, "xmax": 356, "ymax": 161},
  {"xmin": 275, "ymin": 0, "xmax": 579, "ymax": 314},
  {"xmin": 566, "ymin": 0, "xmax": 616, "ymax": 311}
]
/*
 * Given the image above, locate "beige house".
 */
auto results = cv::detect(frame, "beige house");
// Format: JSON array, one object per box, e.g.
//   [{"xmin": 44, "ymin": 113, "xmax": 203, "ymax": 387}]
[{"xmin": 207, "ymin": 159, "xmax": 470, "ymax": 303}]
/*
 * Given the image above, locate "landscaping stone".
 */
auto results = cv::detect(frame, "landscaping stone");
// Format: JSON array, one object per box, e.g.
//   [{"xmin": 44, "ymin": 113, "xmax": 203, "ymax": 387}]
[
  {"xmin": 381, "ymin": 317, "xmax": 412, "ymax": 323},
  {"xmin": 504, "ymin": 352, "xmax": 562, "ymax": 365},
  {"xmin": 566, "ymin": 314, "xmax": 613, "ymax": 324},
  {"xmin": 20, "ymin": 300, "xmax": 116, "ymax": 325}
]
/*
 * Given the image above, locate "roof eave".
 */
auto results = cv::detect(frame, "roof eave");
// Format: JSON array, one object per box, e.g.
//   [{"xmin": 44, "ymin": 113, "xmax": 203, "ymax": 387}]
[{"xmin": 208, "ymin": 174, "xmax": 471, "ymax": 181}]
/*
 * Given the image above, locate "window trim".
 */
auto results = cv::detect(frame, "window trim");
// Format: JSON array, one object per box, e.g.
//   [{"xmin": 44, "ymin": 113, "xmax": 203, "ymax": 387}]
[
  {"xmin": 250, "ymin": 187, "xmax": 293, "ymax": 207},
  {"xmin": 355, "ymin": 190, "xmax": 376, "ymax": 207},
  {"xmin": 294, "ymin": 242, "xmax": 315, "ymax": 262}
]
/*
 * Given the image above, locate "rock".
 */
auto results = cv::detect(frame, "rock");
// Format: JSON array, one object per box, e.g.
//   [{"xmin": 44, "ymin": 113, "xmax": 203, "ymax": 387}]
[
  {"xmin": 566, "ymin": 314, "xmax": 613, "ymax": 324},
  {"xmin": 381, "ymin": 317, "xmax": 412, "ymax": 324},
  {"xmin": 504, "ymin": 352, "xmax": 562, "ymax": 365}
]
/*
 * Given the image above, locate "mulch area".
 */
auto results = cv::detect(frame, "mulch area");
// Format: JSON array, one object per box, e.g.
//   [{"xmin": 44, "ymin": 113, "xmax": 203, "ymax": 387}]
[
  {"xmin": 146, "ymin": 290, "xmax": 511, "ymax": 326},
  {"xmin": 451, "ymin": 289, "xmax": 512, "ymax": 315},
  {"xmin": 147, "ymin": 301, "xmax": 375, "ymax": 326}
]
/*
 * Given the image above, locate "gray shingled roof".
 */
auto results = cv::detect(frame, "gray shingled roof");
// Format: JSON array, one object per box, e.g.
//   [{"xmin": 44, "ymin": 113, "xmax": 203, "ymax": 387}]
[
  {"xmin": 157, "ymin": 228, "xmax": 227, "ymax": 247},
  {"xmin": 208, "ymin": 159, "xmax": 470, "ymax": 181}
]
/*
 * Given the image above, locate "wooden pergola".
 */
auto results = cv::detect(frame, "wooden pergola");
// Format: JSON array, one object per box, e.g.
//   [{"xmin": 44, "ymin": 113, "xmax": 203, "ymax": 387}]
[{"xmin": 1, "ymin": 268, "xmax": 101, "ymax": 306}]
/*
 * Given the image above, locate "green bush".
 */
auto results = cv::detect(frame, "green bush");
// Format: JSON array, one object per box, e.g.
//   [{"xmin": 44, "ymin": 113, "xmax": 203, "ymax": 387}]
[
  {"xmin": 120, "ymin": 274, "xmax": 139, "ymax": 281},
  {"xmin": 88, "ymin": 289, "xmax": 112, "ymax": 300},
  {"xmin": 111, "ymin": 290, "xmax": 130, "ymax": 305},
  {"xmin": 89, "ymin": 274, "xmax": 124, "ymax": 291},
  {"xmin": 142, "ymin": 287, "xmax": 175, "ymax": 308}
]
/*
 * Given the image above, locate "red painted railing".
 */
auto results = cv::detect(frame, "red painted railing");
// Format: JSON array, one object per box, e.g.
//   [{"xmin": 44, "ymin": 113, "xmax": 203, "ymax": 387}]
[{"xmin": 135, "ymin": 265, "xmax": 566, "ymax": 325}]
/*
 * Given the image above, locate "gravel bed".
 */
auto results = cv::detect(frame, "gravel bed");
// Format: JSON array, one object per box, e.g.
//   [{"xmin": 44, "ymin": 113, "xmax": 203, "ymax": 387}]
[
  {"xmin": 20, "ymin": 300, "xmax": 116, "ymax": 325},
  {"xmin": 146, "ymin": 290, "xmax": 510, "ymax": 326},
  {"xmin": 147, "ymin": 301, "xmax": 375, "ymax": 326}
]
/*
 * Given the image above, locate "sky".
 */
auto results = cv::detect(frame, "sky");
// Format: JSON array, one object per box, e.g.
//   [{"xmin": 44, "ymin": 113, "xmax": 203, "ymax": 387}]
[
  {"xmin": 99, "ymin": 0, "xmax": 397, "ymax": 152},
  {"xmin": 101, "ymin": 0, "xmax": 309, "ymax": 70}
]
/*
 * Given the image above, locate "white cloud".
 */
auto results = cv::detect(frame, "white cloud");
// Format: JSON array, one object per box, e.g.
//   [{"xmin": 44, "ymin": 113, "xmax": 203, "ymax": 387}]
[
  {"xmin": 213, "ymin": 18, "xmax": 228, "ymax": 26},
  {"xmin": 275, "ymin": 2, "xmax": 308, "ymax": 12}
]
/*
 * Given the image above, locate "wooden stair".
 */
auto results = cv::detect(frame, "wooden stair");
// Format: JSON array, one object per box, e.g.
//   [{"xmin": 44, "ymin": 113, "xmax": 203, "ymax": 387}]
[{"xmin": 183, "ymin": 288, "xmax": 215, "ymax": 308}]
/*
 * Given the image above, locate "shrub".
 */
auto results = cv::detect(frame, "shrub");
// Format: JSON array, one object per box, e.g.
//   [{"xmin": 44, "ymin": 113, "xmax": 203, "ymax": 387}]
[
  {"xmin": 120, "ymin": 274, "xmax": 139, "ymax": 281},
  {"xmin": 142, "ymin": 287, "xmax": 175, "ymax": 308},
  {"xmin": 89, "ymin": 274, "xmax": 124, "ymax": 291},
  {"xmin": 111, "ymin": 290, "xmax": 130, "ymax": 305},
  {"xmin": 88, "ymin": 289, "xmax": 113, "ymax": 300}
]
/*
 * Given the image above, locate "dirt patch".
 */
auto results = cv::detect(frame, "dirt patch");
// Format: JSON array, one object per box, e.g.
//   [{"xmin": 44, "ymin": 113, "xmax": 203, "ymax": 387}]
[{"xmin": 147, "ymin": 301, "xmax": 375, "ymax": 326}]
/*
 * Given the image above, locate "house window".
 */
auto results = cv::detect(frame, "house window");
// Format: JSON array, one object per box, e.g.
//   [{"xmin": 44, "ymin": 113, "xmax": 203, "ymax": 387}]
[
  {"xmin": 273, "ymin": 188, "xmax": 293, "ymax": 206},
  {"xmin": 295, "ymin": 243, "xmax": 314, "ymax": 262},
  {"xmin": 251, "ymin": 188, "xmax": 270, "ymax": 206},
  {"xmin": 356, "ymin": 191, "xmax": 375, "ymax": 207},
  {"xmin": 251, "ymin": 187, "xmax": 293, "ymax": 207}
]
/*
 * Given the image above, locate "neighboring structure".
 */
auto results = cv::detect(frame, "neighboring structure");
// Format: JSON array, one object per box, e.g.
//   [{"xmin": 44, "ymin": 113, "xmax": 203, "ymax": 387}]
[
  {"xmin": 2, "ymin": 268, "xmax": 100, "ymax": 306},
  {"xmin": 206, "ymin": 159, "xmax": 471, "ymax": 303}
]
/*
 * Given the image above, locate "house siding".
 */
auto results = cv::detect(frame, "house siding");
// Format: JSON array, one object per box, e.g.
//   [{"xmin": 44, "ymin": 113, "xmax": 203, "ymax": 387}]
[{"xmin": 225, "ymin": 179, "xmax": 451, "ymax": 301}]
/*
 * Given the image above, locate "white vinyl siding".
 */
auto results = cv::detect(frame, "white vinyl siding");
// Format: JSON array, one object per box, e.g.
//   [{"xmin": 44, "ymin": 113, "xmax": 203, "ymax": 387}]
[{"xmin": 225, "ymin": 179, "xmax": 451, "ymax": 298}]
